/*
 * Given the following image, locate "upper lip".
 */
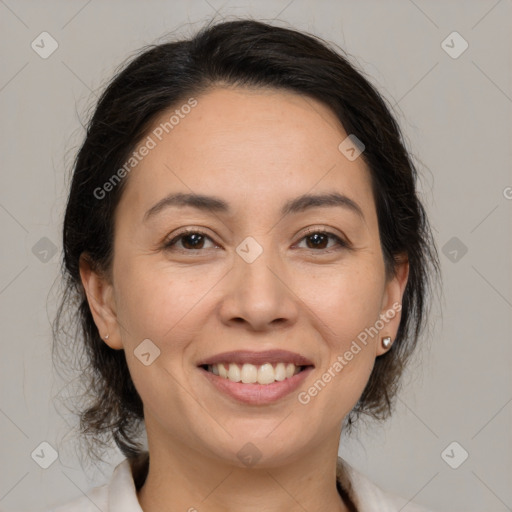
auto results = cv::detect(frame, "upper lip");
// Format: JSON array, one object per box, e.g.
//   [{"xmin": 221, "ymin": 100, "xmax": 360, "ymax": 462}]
[{"xmin": 197, "ymin": 350, "xmax": 315, "ymax": 367}]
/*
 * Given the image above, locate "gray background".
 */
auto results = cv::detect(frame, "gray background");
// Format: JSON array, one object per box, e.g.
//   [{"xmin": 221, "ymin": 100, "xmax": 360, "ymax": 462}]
[{"xmin": 1, "ymin": 1, "xmax": 511, "ymax": 511}]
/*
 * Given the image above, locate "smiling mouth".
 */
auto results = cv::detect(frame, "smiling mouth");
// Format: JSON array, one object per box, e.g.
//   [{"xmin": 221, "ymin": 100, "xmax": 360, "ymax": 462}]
[{"xmin": 200, "ymin": 362, "xmax": 312, "ymax": 385}]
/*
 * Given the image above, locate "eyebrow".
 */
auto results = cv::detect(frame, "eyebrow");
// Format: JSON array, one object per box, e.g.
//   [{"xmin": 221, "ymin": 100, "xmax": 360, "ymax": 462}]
[{"xmin": 143, "ymin": 191, "xmax": 365, "ymax": 223}]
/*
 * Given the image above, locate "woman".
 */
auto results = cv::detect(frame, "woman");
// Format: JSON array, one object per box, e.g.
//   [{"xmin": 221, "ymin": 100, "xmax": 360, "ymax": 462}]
[{"xmin": 51, "ymin": 19, "xmax": 440, "ymax": 512}]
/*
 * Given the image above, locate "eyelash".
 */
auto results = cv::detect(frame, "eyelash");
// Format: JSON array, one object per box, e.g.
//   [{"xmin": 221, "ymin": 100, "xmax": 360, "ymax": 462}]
[{"xmin": 162, "ymin": 228, "xmax": 350, "ymax": 254}]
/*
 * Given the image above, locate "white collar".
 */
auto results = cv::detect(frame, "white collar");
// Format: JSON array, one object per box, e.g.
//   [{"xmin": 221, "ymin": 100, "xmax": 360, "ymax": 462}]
[{"xmin": 54, "ymin": 457, "xmax": 434, "ymax": 512}]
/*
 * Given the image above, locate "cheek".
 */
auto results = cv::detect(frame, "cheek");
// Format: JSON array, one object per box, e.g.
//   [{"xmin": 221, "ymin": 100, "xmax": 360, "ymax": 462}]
[
  {"xmin": 113, "ymin": 260, "xmax": 228, "ymax": 406},
  {"xmin": 115, "ymin": 263, "xmax": 213, "ymax": 416},
  {"xmin": 302, "ymin": 262, "xmax": 386, "ymax": 344},
  {"xmin": 306, "ymin": 265, "xmax": 385, "ymax": 410},
  {"xmin": 115, "ymin": 257, "xmax": 219, "ymax": 340},
  {"xmin": 298, "ymin": 264, "xmax": 384, "ymax": 405}
]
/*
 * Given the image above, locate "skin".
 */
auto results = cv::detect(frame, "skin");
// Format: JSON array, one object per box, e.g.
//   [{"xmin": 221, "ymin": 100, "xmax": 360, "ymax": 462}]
[{"xmin": 80, "ymin": 87, "xmax": 409, "ymax": 512}]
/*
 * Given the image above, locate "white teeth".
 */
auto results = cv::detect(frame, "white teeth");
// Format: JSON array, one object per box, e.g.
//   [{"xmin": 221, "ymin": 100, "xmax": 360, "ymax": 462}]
[
  {"xmin": 274, "ymin": 362, "xmax": 286, "ymax": 382},
  {"xmin": 218, "ymin": 363, "xmax": 228, "ymax": 378},
  {"xmin": 228, "ymin": 363, "xmax": 241, "ymax": 382},
  {"xmin": 241, "ymin": 363, "xmax": 258, "ymax": 384},
  {"xmin": 207, "ymin": 362, "xmax": 303, "ymax": 385},
  {"xmin": 257, "ymin": 363, "xmax": 275, "ymax": 385}
]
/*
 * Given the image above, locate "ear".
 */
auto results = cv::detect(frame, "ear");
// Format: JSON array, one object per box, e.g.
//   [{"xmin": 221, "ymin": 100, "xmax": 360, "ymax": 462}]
[
  {"xmin": 375, "ymin": 255, "xmax": 409, "ymax": 357},
  {"xmin": 79, "ymin": 253, "xmax": 123, "ymax": 350}
]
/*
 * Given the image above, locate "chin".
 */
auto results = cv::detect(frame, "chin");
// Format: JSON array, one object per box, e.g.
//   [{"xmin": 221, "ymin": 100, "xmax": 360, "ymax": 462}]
[{"xmin": 198, "ymin": 428, "xmax": 314, "ymax": 469}]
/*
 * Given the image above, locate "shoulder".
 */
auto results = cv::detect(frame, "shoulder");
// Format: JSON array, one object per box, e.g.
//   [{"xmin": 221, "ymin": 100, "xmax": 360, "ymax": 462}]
[
  {"xmin": 45, "ymin": 484, "xmax": 109, "ymax": 512},
  {"xmin": 337, "ymin": 457, "xmax": 443, "ymax": 512},
  {"xmin": 34, "ymin": 459, "xmax": 139, "ymax": 512}
]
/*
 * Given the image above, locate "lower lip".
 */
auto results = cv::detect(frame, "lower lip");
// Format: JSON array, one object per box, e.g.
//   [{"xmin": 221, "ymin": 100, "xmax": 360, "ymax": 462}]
[{"xmin": 199, "ymin": 366, "xmax": 314, "ymax": 405}]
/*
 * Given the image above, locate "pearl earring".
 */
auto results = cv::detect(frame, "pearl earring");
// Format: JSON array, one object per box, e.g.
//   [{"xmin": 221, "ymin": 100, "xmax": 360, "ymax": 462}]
[
  {"xmin": 382, "ymin": 336, "xmax": 392, "ymax": 348},
  {"xmin": 104, "ymin": 334, "xmax": 109, "ymax": 340}
]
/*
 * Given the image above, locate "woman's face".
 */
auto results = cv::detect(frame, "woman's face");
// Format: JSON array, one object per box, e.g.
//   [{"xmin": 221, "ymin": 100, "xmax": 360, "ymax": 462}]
[{"xmin": 81, "ymin": 87, "xmax": 408, "ymax": 467}]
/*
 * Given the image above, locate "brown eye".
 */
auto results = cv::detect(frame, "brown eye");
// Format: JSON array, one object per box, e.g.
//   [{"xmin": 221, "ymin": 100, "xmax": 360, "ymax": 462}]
[
  {"xmin": 164, "ymin": 231, "xmax": 216, "ymax": 251},
  {"xmin": 305, "ymin": 232, "xmax": 329, "ymax": 249},
  {"xmin": 297, "ymin": 231, "xmax": 349, "ymax": 251}
]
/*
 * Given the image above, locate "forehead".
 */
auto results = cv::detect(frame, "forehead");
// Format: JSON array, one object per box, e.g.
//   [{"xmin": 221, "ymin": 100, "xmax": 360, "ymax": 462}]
[{"xmin": 116, "ymin": 86, "xmax": 374, "ymax": 223}]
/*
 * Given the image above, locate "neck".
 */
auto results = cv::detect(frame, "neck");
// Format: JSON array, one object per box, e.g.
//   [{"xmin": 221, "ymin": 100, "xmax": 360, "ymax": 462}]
[{"xmin": 136, "ymin": 424, "xmax": 353, "ymax": 512}]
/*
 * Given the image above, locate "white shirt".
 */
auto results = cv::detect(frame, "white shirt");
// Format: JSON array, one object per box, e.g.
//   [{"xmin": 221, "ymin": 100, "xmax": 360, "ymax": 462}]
[{"xmin": 43, "ymin": 457, "xmax": 439, "ymax": 512}]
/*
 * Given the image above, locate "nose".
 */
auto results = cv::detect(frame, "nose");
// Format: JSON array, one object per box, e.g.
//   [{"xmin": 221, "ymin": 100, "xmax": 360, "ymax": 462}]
[{"xmin": 218, "ymin": 245, "xmax": 300, "ymax": 332}]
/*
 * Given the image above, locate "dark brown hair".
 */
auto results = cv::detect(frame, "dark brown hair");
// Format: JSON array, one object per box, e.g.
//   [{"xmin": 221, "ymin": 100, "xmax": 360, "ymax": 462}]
[{"xmin": 53, "ymin": 18, "xmax": 440, "ymax": 464}]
